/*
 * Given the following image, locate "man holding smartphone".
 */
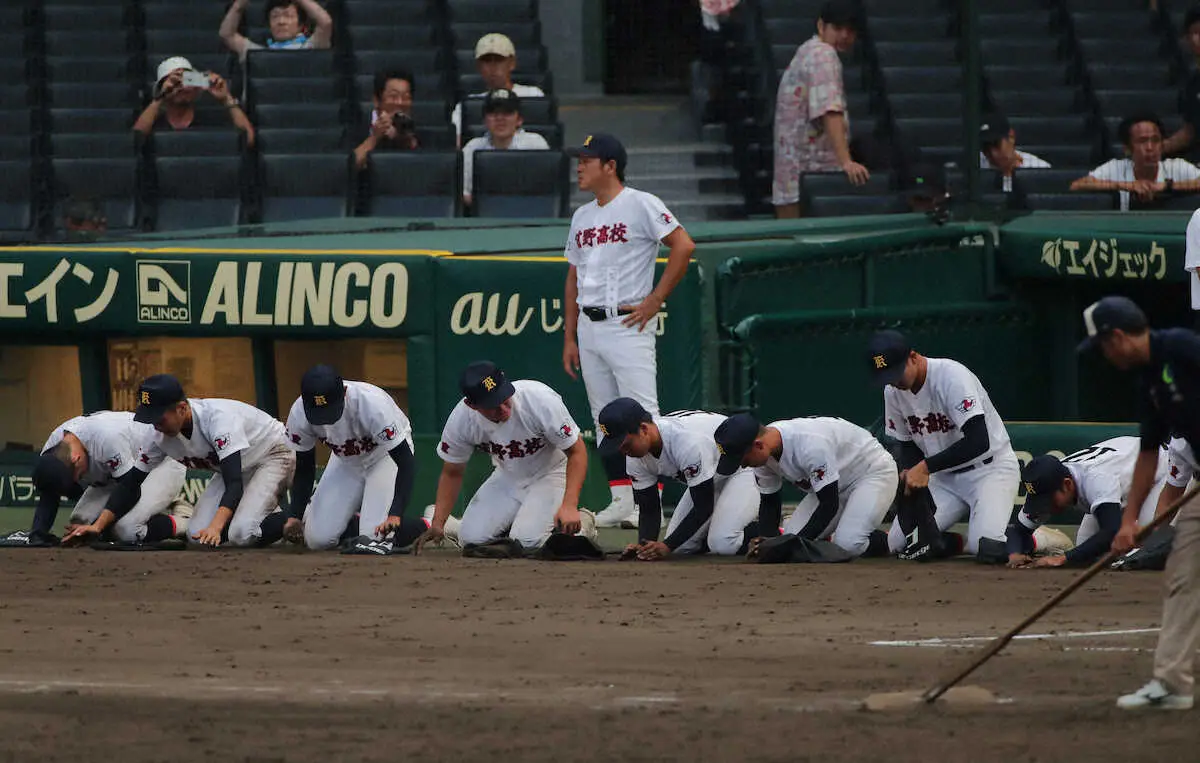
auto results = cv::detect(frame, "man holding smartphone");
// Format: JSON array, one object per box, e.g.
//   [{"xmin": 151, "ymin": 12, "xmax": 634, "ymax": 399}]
[{"xmin": 132, "ymin": 56, "xmax": 255, "ymax": 146}]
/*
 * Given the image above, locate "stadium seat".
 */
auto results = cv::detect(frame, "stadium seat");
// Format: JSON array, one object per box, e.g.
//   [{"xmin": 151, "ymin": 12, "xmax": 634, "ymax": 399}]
[
  {"xmin": 880, "ymin": 66, "xmax": 961, "ymax": 94},
  {"xmin": 0, "ymin": 85, "xmax": 29, "ymax": 110},
  {"xmin": 415, "ymin": 125, "xmax": 457, "ymax": 151},
  {"xmin": 470, "ymin": 150, "xmax": 567, "ymax": 218},
  {"xmin": 988, "ymin": 89, "xmax": 1079, "ymax": 117},
  {"xmin": 455, "ymin": 48, "xmax": 547, "ymax": 76},
  {"xmin": 0, "ymin": 134, "xmax": 31, "ymax": 161},
  {"xmin": 44, "ymin": 30, "xmax": 132, "ymax": 57},
  {"xmin": 801, "ymin": 172, "xmax": 893, "ymax": 197},
  {"xmin": 344, "ymin": 0, "xmax": 439, "ymax": 25},
  {"xmin": 867, "ymin": 15, "xmax": 954, "ymax": 42},
  {"xmin": 452, "ymin": 22, "xmax": 542, "ymax": 47},
  {"xmin": 347, "ymin": 24, "xmax": 438, "ymax": 48},
  {"xmin": 461, "ymin": 123, "xmax": 563, "ymax": 149},
  {"xmin": 151, "ymin": 155, "xmax": 244, "ymax": 231},
  {"xmin": 49, "ymin": 132, "xmax": 140, "ymax": 159},
  {"xmin": 258, "ymin": 154, "xmax": 352, "ymax": 222},
  {"xmin": 246, "ymin": 49, "xmax": 338, "ymax": 79},
  {"xmin": 805, "ymin": 194, "xmax": 910, "ymax": 217},
  {"xmin": 977, "ymin": 13, "xmax": 1053, "ymax": 38},
  {"xmin": 48, "ymin": 108, "xmax": 136, "ymax": 134},
  {"xmin": 257, "ymin": 127, "xmax": 348, "ymax": 155},
  {"xmin": 51, "ymin": 157, "xmax": 142, "ymax": 230},
  {"xmin": 44, "ymin": 56, "xmax": 138, "ymax": 83},
  {"xmin": 984, "ymin": 65, "xmax": 1072, "ymax": 90},
  {"xmin": 459, "ymin": 96, "xmax": 557, "ymax": 128},
  {"xmin": 873, "ymin": 41, "xmax": 958, "ymax": 67},
  {"xmin": 253, "ymin": 103, "xmax": 346, "ymax": 129},
  {"xmin": 247, "ymin": 77, "xmax": 346, "ymax": 106},
  {"xmin": 1010, "ymin": 169, "xmax": 1084, "ymax": 194},
  {"xmin": 980, "ymin": 40, "xmax": 1062, "ymax": 67},
  {"xmin": 47, "ymin": 83, "xmax": 139, "ymax": 109},
  {"xmin": 358, "ymin": 152, "xmax": 459, "ymax": 218},
  {"xmin": 1094, "ymin": 90, "xmax": 1178, "ymax": 119},
  {"xmin": 0, "ymin": 160, "xmax": 34, "ymax": 234},
  {"xmin": 460, "ymin": 71, "xmax": 553, "ymax": 95},
  {"xmin": 446, "ymin": 0, "xmax": 538, "ymax": 22},
  {"xmin": 152, "ymin": 130, "xmax": 244, "ymax": 157},
  {"xmin": 353, "ymin": 48, "xmax": 445, "ymax": 76},
  {"xmin": 1026, "ymin": 193, "xmax": 1115, "ymax": 211}
]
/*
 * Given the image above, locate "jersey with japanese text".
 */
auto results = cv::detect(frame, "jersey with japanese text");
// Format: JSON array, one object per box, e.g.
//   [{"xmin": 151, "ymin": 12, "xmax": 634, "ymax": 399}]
[
  {"xmin": 43, "ymin": 411, "xmax": 145, "ymax": 486},
  {"xmin": 627, "ymin": 411, "xmax": 726, "ymax": 490},
  {"xmin": 135, "ymin": 398, "xmax": 286, "ymax": 472},
  {"xmin": 284, "ymin": 381, "xmax": 412, "ymax": 468},
  {"xmin": 754, "ymin": 416, "xmax": 885, "ymax": 496}
]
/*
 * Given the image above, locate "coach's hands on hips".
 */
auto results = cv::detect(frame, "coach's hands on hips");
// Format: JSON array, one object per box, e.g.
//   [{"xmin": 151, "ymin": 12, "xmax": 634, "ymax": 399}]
[
  {"xmin": 554, "ymin": 504, "xmax": 581, "ymax": 535},
  {"xmin": 621, "ymin": 293, "xmax": 664, "ymax": 333},
  {"xmin": 563, "ymin": 337, "xmax": 580, "ymax": 380},
  {"xmin": 1112, "ymin": 518, "xmax": 1138, "ymax": 554},
  {"xmin": 901, "ymin": 460, "xmax": 930, "ymax": 493}
]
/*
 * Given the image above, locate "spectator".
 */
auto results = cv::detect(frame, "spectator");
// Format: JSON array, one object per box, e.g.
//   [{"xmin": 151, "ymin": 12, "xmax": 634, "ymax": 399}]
[
  {"xmin": 979, "ymin": 115, "xmax": 1050, "ymax": 192},
  {"xmin": 1070, "ymin": 112, "xmax": 1200, "ymax": 211},
  {"xmin": 62, "ymin": 198, "xmax": 106, "ymax": 242},
  {"xmin": 451, "ymin": 33, "xmax": 546, "ymax": 147},
  {"xmin": 700, "ymin": 0, "xmax": 740, "ymax": 31},
  {"xmin": 353, "ymin": 69, "xmax": 419, "ymax": 170},
  {"xmin": 219, "ymin": 0, "xmax": 333, "ymax": 59},
  {"xmin": 461, "ymin": 89, "xmax": 550, "ymax": 207},
  {"xmin": 772, "ymin": 0, "xmax": 868, "ymax": 219},
  {"xmin": 1164, "ymin": 5, "xmax": 1200, "ymax": 157},
  {"xmin": 133, "ymin": 57, "xmax": 255, "ymax": 146}
]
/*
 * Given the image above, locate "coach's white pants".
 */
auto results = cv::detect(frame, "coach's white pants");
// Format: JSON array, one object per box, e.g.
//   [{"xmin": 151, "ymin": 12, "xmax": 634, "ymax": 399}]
[
  {"xmin": 664, "ymin": 468, "xmax": 759, "ymax": 555},
  {"xmin": 303, "ymin": 439, "xmax": 413, "ymax": 549},
  {"xmin": 577, "ymin": 311, "xmax": 660, "ymax": 425},
  {"xmin": 459, "ymin": 466, "xmax": 566, "ymax": 549},
  {"xmin": 785, "ymin": 446, "xmax": 897, "ymax": 557},
  {"xmin": 1077, "ymin": 459, "xmax": 1171, "ymax": 546},
  {"xmin": 887, "ymin": 450, "xmax": 1020, "ymax": 554},
  {"xmin": 70, "ymin": 460, "xmax": 187, "ymax": 542},
  {"xmin": 190, "ymin": 443, "xmax": 296, "ymax": 547}
]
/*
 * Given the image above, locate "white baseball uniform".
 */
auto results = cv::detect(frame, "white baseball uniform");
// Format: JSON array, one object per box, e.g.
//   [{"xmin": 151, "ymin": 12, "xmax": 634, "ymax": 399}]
[
  {"xmin": 566, "ymin": 187, "xmax": 681, "ymax": 426},
  {"xmin": 757, "ymin": 417, "xmax": 897, "ymax": 556},
  {"xmin": 1014, "ymin": 437, "xmax": 1170, "ymax": 546},
  {"xmin": 883, "ymin": 357, "xmax": 1020, "ymax": 554},
  {"xmin": 43, "ymin": 411, "xmax": 186, "ymax": 543},
  {"xmin": 135, "ymin": 398, "xmax": 295, "ymax": 547},
  {"xmin": 438, "ymin": 380, "xmax": 580, "ymax": 548},
  {"xmin": 1167, "ymin": 436, "xmax": 1197, "ymax": 489},
  {"xmin": 627, "ymin": 411, "xmax": 758, "ymax": 555},
  {"xmin": 284, "ymin": 381, "xmax": 414, "ymax": 549}
]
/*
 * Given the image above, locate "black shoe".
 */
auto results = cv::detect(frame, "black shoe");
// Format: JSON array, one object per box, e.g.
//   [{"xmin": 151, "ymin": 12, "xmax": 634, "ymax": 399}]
[
  {"xmin": 340, "ymin": 536, "xmax": 405, "ymax": 556},
  {"xmin": 462, "ymin": 538, "xmax": 525, "ymax": 559},
  {"xmin": 0, "ymin": 530, "xmax": 60, "ymax": 548},
  {"xmin": 897, "ymin": 529, "xmax": 943, "ymax": 562}
]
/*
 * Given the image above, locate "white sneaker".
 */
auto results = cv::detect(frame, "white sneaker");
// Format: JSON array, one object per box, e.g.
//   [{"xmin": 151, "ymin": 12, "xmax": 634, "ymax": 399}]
[
  {"xmin": 168, "ymin": 499, "xmax": 193, "ymax": 538},
  {"xmin": 421, "ymin": 505, "xmax": 462, "ymax": 549},
  {"xmin": 1116, "ymin": 679, "xmax": 1193, "ymax": 710},
  {"xmin": 578, "ymin": 508, "xmax": 598, "ymax": 541},
  {"xmin": 594, "ymin": 493, "xmax": 639, "ymax": 528}
]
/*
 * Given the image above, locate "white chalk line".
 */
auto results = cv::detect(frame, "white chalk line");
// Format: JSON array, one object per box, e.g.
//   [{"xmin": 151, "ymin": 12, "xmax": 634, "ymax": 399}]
[{"xmin": 870, "ymin": 627, "xmax": 1160, "ymax": 648}]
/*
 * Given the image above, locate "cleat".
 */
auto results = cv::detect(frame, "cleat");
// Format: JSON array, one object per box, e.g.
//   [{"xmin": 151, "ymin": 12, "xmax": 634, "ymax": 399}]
[
  {"xmin": 1116, "ymin": 679, "xmax": 1193, "ymax": 710},
  {"xmin": 341, "ymin": 536, "xmax": 406, "ymax": 556}
]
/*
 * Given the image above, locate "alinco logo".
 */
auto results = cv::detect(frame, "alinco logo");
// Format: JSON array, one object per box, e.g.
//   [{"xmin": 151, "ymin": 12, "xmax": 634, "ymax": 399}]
[{"xmin": 137, "ymin": 260, "xmax": 191, "ymax": 324}]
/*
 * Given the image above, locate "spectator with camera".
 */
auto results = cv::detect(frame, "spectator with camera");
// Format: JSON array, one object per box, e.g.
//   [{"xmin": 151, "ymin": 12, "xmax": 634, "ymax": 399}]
[
  {"xmin": 133, "ymin": 57, "xmax": 255, "ymax": 146},
  {"xmin": 1071, "ymin": 112, "xmax": 1200, "ymax": 211},
  {"xmin": 451, "ymin": 33, "xmax": 546, "ymax": 147},
  {"xmin": 220, "ymin": 0, "xmax": 333, "ymax": 59},
  {"xmin": 461, "ymin": 89, "xmax": 550, "ymax": 207},
  {"xmin": 354, "ymin": 69, "xmax": 420, "ymax": 170}
]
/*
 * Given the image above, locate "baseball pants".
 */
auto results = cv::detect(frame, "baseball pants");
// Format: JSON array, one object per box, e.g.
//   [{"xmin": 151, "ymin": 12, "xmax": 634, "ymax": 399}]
[
  {"xmin": 577, "ymin": 311, "xmax": 660, "ymax": 426},
  {"xmin": 1152, "ymin": 487, "xmax": 1200, "ymax": 695},
  {"xmin": 70, "ymin": 460, "xmax": 187, "ymax": 542},
  {"xmin": 785, "ymin": 447, "xmax": 897, "ymax": 556},
  {"xmin": 664, "ymin": 468, "xmax": 759, "ymax": 555},
  {"xmin": 189, "ymin": 443, "xmax": 296, "ymax": 547},
  {"xmin": 1077, "ymin": 460, "xmax": 1170, "ymax": 546},
  {"xmin": 887, "ymin": 450, "xmax": 1021, "ymax": 554},
  {"xmin": 303, "ymin": 438, "xmax": 413, "ymax": 550},
  {"xmin": 458, "ymin": 466, "xmax": 566, "ymax": 549}
]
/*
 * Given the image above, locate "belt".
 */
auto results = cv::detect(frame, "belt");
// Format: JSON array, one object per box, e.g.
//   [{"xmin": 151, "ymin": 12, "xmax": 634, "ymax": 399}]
[
  {"xmin": 949, "ymin": 456, "xmax": 993, "ymax": 475},
  {"xmin": 581, "ymin": 306, "xmax": 634, "ymax": 321}
]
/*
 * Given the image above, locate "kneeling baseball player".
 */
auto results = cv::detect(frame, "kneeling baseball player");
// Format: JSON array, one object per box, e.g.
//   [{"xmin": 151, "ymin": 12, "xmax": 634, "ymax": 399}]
[
  {"xmin": 713, "ymin": 412, "xmax": 895, "ymax": 558},
  {"xmin": 1008, "ymin": 437, "xmax": 1170, "ymax": 568},
  {"xmin": 422, "ymin": 361, "xmax": 595, "ymax": 557},
  {"xmin": 598, "ymin": 399, "xmax": 758, "ymax": 560},
  {"xmin": 0, "ymin": 411, "xmax": 189, "ymax": 547},
  {"xmin": 282, "ymin": 364, "xmax": 428, "ymax": 554},
  {"xmin": 132, "ymin": 374, "xmax": 295, "ymax": 547}
]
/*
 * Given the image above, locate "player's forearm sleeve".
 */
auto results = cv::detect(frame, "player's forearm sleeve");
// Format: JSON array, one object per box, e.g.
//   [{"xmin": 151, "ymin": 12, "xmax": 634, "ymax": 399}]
[
  {"xmin": 895, "ymin": 441, "xmax": 924, "ymax": 470},
  {"xmin": 634, "ymin": 486, "xmax": 662, "ymax": 543},
  {"xmin": 217, "ymin": 451, "xmax": 245, "ymax": 510},
  {"xmin": 797, "ymin": 482, "xmax": 839, "ymax": 540},
  {"xmin": 104, "ymin": 468, "xmax": 149, "ymax": 519},
  {"xmin": 925, "ymin": 415, "xmax": 989, "ymax": 473},
  {"xmin": 31, "ymin": 490, "xmax": 61, "ymax": 535},
  {"xmin": 758, "ymin": 492, "xmax": 783, "ymax": 537},
  {"xmin": 664, "ymin": 479, "xmax": 715, "ymax": 551},
  {"xmin": 289, "ymin": 449, "xmax": 317, "ymax": 520},
  {"xmin": 386, "ymin": 441, "xmax": 416, "ymax": 518},
  {"xmin": 1065, "ymin": 503, "xmax": 1122, "ymax": 565},
  {"xmin": 1005, "ymin": 520, "xmax": 1034, "ymax": 556}
]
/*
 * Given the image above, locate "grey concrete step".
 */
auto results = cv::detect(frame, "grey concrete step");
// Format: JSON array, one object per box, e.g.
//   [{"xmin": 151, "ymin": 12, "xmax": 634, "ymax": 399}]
[{"xmin": 621, "ymin": 171, "xmax": 740, "ymax": 197}]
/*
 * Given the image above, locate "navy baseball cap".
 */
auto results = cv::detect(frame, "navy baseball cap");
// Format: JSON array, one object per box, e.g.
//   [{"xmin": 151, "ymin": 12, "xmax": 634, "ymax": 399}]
[
  {"xmin": 566, "ymin": 133, "xmax": 627, "ymax": 173},
  {"xmin": 867, "ymin": 330, "xmax": 911, "ymax": 386},
  {"xmin": 1077, "ymin": 296, "xmax": 1148, "ymax": 353},
  {"xmin": 980, "ymin": 114, "xmax": 1011, "ymax": 147},
  {"xmin": 1022, "ymin": 455, "xmax": 1071, "ymax": 518},
  {"xmin": 31, "ymin": 452, "xmax": 76, "ymax": 495},
  {"xmin": 301, "ymin": 364, "xmax": 346, "ymax": 426},
  {"xmin": 133, "ymin": 374, "xmax": 186, "ymax": 424},
  {"xmin": 460, "ymin": 360, "xmax": 515, "ymax": 408},
  {"xmin": 714, "ymin": 413, "xmax": 761, "ymax": 475},
  {"xmin": 596, "ymin": 397, "xmax": 653, "ymax": 456},
  {"xmin": 483, "ymin": 88, "xmax": 520, "ymax": 114}
]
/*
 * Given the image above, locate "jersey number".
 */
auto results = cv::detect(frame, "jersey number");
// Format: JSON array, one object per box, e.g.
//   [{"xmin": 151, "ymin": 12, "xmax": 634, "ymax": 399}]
[{"xmin": 1061, "ymin": 446, "xmax": 1117, "ymax": 464}]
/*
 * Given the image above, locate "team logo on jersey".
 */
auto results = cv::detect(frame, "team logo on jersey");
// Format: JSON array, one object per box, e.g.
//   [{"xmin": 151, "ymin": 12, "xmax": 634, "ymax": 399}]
[
  {"xmin": 812, "ymin": 465, "xmax": 827, "ymax": 481},
  {"xmin": 887, "ymin": 418, "xmax": 896, "ymax": 431},
  {"xmin": 559, "ymin": 424, "xmax": 572, "ymax": 438},
  {"xmin": 139, "ymin": 452, "xmax": 151, "ymax": 464},
  {"xmin": 1172, "ymin": 465, "xmax": 1181, "ymax": 478},
  {"xmin": 288, "ymin": 431, "xmax": 302, "ymax": 445},
  {"xmin": 1024, "ymin": 481, "xmax": 1037, "ymax": 495},
  {"xmin": 136, "ymin": 260, "xmax": 191, "ymax": 324},
  {"xmin": 379, "ymin": 425, "xmax": 398, "ymax": 441},
  {"xmin": 682, "ymin": 462, "xmax": 701, "ymax": 479},
  {"xmin": 658, "ymin": 212, "xmax": 673, "ymax": 225},
  {"xmin": 575, "ymin": 224, "xmax": 630, "ymax": 249},
  {"xmin": 214, "ymin": 434, "xmax": 231, "ymax": 451},
  {"xmin": 956, "ymin": 397, "xmax": 977, "ymax": 414},
  {"xmin": 105, "ymin": 456, "xmax": 121, "ymax": 471},
  {"xmin": 441, "ymin": 441, "xmax": 450, "ymax": 453}
]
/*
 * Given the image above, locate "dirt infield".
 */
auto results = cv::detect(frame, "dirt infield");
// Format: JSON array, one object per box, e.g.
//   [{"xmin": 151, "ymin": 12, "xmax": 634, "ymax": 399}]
[{"xmin": 0, "ymin": 548, "xmax": 1191, "ymax": 762}]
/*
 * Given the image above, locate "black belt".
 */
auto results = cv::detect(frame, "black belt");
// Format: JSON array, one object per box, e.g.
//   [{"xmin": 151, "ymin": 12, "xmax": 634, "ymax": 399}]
[
  {"xmin": 949, "ymin": 456, "xmax": 993, "ymax": 475},
  {"xmin": 581, "ymin": 306, "xmax": 634, "ymax": 321}
]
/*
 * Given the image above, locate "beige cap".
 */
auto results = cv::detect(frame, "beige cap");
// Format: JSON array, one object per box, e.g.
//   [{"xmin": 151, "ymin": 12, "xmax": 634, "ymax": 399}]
[
  {"xmin": 474, "ymin": 33, "xmax": 516, "ymax": 59},
  {"xmin": 155, "ymin": 55, "xmax": 194, "ymax": 83}
]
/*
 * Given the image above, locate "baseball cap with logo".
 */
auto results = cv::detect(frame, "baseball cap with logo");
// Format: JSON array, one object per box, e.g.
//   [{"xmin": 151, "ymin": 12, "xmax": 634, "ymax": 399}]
[
  {"xmin": 566, "ymin": 133, "xmax": 627, "ymax": 174},
  {"xmin": 596, "ymin": 397, "xmax": 653, "ymax": 456},
  {"xmin": 483, "ymin": 88, "xmax": 520, "ymax": 114},
  {"xmin": 301, "ymin": 364, "xmax": 346, "ymax": 426},
  {"xmin": 979, "ymin": 114, "xmax": 1011, "ymax": 147},
  {"xmin": 867, "ymin": 329, "xmax": 911, "ymax": 386},
  {"xmin": 460, "ymin": 360, "xmax": 516, "ymax": 408},
  {"xmin": 1077, "ymin": 295, "xmax": 1148, "ymax": 353},
  {"xmin": 155, "ymin": 56, "xmax": 195, "ymax": 85},
  {"xmin": 713, "ymin": 413, "xmax": 761, "ymax": 475},
  {"xmin": 133, "ymin": 374, "xmax": 186, "ymax": 424},
  {"xmin": 1021, "ymin": 454, "xmax": 1071, "ymax": 518},
  {"xmin": 475, "ymin": 33, "xmax": 517, "ymax": 59}
]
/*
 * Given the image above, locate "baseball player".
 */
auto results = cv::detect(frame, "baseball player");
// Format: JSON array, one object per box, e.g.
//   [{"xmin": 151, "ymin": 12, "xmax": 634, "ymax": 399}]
[
  {"xmin": 422, "ymin": 361, "xmax": 595, "ymax": 556},
  {"xmin": 132, "ymin": 374, "xmax": 295, "ymax": 548},
  {"xmin": 597, "ymin": 399, "xmax": 758, "ymax": 560},
  {"xmin": 1007, "ymin": 437, "xmax": 1170, "ymax": 568},
  {"xmin": 869, "ymin": 329, "xmax": 1020, "ymax": 563},
  {"xmin": 282, "ymin": 364, "xmax": 427, "ymax": 554},
  {"xmin": 561, "ymin": 132, "xmax": 697, "ymax": 529},
  {"xmin": 0, "ymin": 411, "xmax": 189, "ymax": 548},
  {"xmin": 712, "ymin": 412, "xmax": 896, "ymax": 558}
]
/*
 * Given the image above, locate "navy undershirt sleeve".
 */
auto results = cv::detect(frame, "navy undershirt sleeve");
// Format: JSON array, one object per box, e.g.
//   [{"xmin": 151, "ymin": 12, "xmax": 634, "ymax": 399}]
[
  {"xmin": 103, "ymin": 468, "xmax": 149, "ymax": 520},
  {"xmin": 386, "ymin": 440, "xmax": 416, "ymax": 518},
  {"xmin": 634, "ymin": 486, "xmax": 662, "ymax": 543},
  {"xmin": 797, "ymin": 482, "xmax": 839, "ymax": 540},
  {"xmin": 1065, "ymin": 503, "xmax": 1122, "ymax": 566},
  {"xmin": 288, "ymin": 449, "xmax": 317, "ymax": 520},
  {"xmin": 664, "ymin": 479, "xmax": 716, "ymax": 551},
  {"xmin": 217, "ymin": 451, "xmax": 244, "ymax": 511},
  {"xmin": 758, "ymin": 492, "xmax": 783, "ymax": 538},
  {"xmin": 1005, "ymin": 519, "xmax": 1035, "ymax": 556},
  {"xmin": 925, "ymin": 415, "xmax": 989, "ymax": 473}
]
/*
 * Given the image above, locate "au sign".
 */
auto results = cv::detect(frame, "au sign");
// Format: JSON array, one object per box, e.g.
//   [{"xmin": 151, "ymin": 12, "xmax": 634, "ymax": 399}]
[{"xmin": 449, "ymin": 292, "xmax": 668, "ymax": 337}]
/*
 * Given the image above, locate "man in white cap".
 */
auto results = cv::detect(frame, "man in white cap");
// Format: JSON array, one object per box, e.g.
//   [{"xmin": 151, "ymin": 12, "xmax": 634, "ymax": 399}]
[
  {"xmin": 132, "ymin": 56, "xmax": 255, "ymax": 146},
  {"xmin": 219, "ymin": 0, "xmax": 333, "ymax": 59},
  {"xmin": 451, "ymin": 33, "xmax": 546, "ymax": 147}
]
